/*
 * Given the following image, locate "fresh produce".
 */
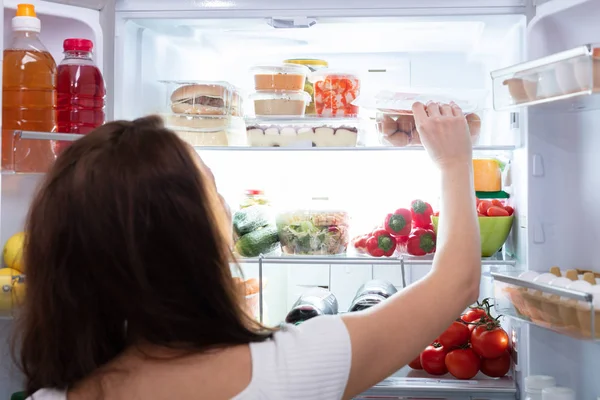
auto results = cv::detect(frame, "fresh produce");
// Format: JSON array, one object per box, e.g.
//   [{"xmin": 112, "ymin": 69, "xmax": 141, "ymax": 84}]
[
  {"xmin": 232, "ymin": 205, "xmax": 271, "ymax": 236},
  {"xmin": 476, "ymin": 198, "xmax": 514, "ymax": 217},
  {"xmin": 420, "ymin": 343, "xmax": 448, "ymax": 376},
  {"xmin": 366, "ymin": 229, "xmax": 397, "ymax": 257},
  {"xmin": 408, "ymin": 355, "xmax": 423, "ymax": 370},
  {"xmin": 438, "ymin": 321, "xmax": 471, "ymax": 349},
  {"xmin": 276, "ymin": 211, "xmax": 349, "ymax": 255},
  {"xmin": 384, "ymin": 208, "xmax": 412, "ymax": 237},
  {"xmin": 445, "ymin": 347, "xmax": 481, "ymax": 380},
  {"xmin": 352, "ymin": 234, "xmax": 370, "ymax": 254},
  {"xmin": 3, "ymin": 231, "xmax": 25, "ymax": 273},
  {"xmin": 406, "ymin": 228, "xmax": 436, "ymax": 256},
  {"xmin": 410, "ymin": 199, "xmax": 434, "ymax": 228},
  {"xmin": 410, "ymin": 298, "xmax": 511, "ymax": 380},
  {"xmin": 235, "ymin": 226, "xmax": 280, "ymax": 258},
  {"xmin": 480, "ymin": 351, "xmax": 511, "ymax": 378}
]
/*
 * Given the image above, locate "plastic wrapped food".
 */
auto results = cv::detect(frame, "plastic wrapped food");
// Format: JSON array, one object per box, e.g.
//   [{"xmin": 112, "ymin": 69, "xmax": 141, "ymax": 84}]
[
  {"xmin": 250, "ymin": 90, "xmax": 311, "ymax": 116},
  {"xmin": 276, "ymin": 197, "xmax": 350, "ymax": 255},
  {"xmin": 284, "ymin": 59, "xmax": 329, "ymax": 114},
  {"xmin": 251, "ymin": 64, "xmax": 310, "ymax": 91},
  {"xmin": 310, "ymin": 72, "xmax": 361, "ymax": 117},
  {"xmin": 164, "ymin": 114, "xmax": 246, "ymax": 146}
]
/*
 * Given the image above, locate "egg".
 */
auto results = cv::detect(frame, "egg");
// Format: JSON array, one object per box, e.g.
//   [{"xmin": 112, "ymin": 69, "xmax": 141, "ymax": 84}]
[{"xmin": 544, "ymin": 277, "xmax": 572, "ymax": 298}]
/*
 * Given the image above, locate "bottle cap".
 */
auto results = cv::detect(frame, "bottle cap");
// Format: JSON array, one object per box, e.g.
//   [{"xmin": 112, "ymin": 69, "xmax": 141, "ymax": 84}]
[
  {"xmin": 525, "ymin": 375, "xmax": 556, "ymax": 390},
  {"xmin": 64, "ymin": 38, "xmax": 93, "ymax": 52},
  {"xmin": 541, "ymin": 387, "xmax": 575, "ymax": 400},
  {"xmin": 12, "ymin": 4, "xmax": 40, "ymax": 32}
]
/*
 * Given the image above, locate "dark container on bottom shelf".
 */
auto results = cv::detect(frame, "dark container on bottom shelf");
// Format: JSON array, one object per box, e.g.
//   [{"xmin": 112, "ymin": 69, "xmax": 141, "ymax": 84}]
[
  {"xmin": 285, "ymin": 287, "xmax": 338, "ymax": 325},
  {"xmin": 348, "ymin": 280, "xmax": 398, "ymax": 312}
]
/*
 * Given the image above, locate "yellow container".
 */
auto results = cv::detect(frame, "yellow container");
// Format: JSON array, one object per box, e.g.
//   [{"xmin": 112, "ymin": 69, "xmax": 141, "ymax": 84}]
[
  {"xmin": 283, "ymin": 59, "xmax": 328, "ymax": 115},
  {"xmin": 473, "ymin": 159, "xmax": 502, "ymax": 192}
]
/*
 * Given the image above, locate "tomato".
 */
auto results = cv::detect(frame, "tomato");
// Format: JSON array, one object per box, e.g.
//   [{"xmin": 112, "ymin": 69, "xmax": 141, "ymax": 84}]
[
  {"xmin": 420, "ymin": 344, "xmax": 448, "ymax": 375},
  {"xmin": 408, "ymin": 355, "xmax": 422, "ymax": 370},
  {"xmin": 491, "ymin": 199, "xmax": 504, "ymax": 207},
  {"xmin": 445, "ymin": 348, "xmax": 481, "ymax": 380},
  {"xmin": 477, "ymin": 200, "xmax": 492, "ymax": 215},
  {"xmin": 504, "ymin": 206, "xmax": 514, "ymax": 216},
  {"xmin": 487, "ymin": 206, "xmax": 510, "ymax": 217},
  {"xmin": 480, "ymin": 351, "xmax": 511, "ymax": 378},
  {"xmin": 471, "ymin": 325, "xmax": 509, "ymax": 359},
  {"xmin": 461, "ymin": 308, "xmax": 490, "ymax": 332},
  {"xmin": 438, "ymin": 321, "xmax": 471, "ymax": 349}
]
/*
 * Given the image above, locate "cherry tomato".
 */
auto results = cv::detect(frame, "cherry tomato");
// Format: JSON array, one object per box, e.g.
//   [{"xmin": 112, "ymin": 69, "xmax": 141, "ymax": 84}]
[
  {"xmin": 477, "ymin": 200, "xmax": 493, "ymax": 215},
  {"xmin": 420, "ymin": 344, "xmax": 448, "ymax": 376},
  {"xmin": 504, "ymin": 206, "xmax": 515, "ymax": 216},
  {"xmin": 487, "ymin": 206, "xmax": 510, "ymax": 217},
  {"xmin": 461, "ymin": 308, "xmax": 490, "ymax": 332},
  {"xmin": 491, "ymin": 199, "xmax": 504, "ymax": 207},
  {"xmin": 445, "ymin": 348, "xmax": 481, "ymax": 380},
  {"xmin": 471, "ymin": 324, "xmax": 509, "ymax": 359},
  {"xmin": 408, "ymin": 355, "xmax": 422, "ymax": 370},
  {"xmin": 438, "ymin": 321, "xmax": 471, "ymax": 349},
  {"xmin": 480, "ymin": 351, "xmax": 511, "ymax": 378}
]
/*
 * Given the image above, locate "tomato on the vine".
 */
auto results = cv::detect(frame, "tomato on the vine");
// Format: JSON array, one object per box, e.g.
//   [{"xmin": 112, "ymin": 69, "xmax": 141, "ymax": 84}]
[
  {"xmin": 461, "ymin": 308, "xmax": 490, "ymax": 332},
  {"xmin": 408, "ymin": 355, "xmax": 422, "ymax": 370},
  {"xmin": 420, "ymin": 343, "xmax": 448, "ymax": 376},
  {"xmin": 438, "ymin": 321, "xmax": 471, "ymax": 349},
  {"xmin": 480, "ymin": 351, "xmax": 511, "ymax": 378},
  {"xmin": 445, "ymin": 348, "xmax": 481, "ymax": 380},
  {"xmin": 471, "ymin": 324, "xmax": 509, "ymax": 359}
]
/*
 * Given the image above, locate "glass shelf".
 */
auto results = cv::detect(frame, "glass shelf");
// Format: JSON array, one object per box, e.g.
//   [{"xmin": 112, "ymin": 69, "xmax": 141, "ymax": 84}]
[
  {"xmin": 195, "ymin": 144, "xmax": 517, "ymax": 152},
  {"xmin": 359, "ymin": 366, "xmax": 516, "ymax": 399},
  {"xmin": 492, "ymin": 272, "xmax": 599, "ymax": 341},
  {"xmin": 491, "ymin": 44, "xmax": 600, "ymax": 111}
]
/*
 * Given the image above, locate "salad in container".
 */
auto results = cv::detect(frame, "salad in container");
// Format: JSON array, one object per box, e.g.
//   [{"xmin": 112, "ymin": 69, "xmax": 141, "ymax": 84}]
[{"xmin": 276, "ymin": 197, "xmax": 350, "ymax": 256}]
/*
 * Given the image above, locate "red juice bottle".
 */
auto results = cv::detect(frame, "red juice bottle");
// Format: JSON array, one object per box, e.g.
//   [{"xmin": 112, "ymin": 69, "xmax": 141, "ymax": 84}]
[{"xmin": 56, "ymin": 38, "xmax": 105, "ymax": 152}]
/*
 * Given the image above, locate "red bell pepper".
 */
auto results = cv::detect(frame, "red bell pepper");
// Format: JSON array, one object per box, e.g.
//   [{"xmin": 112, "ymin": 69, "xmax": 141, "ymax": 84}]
[
  {"xmin": 406, "ymin": 228, "xmax": 436, "ymax": 256},
  {"xmin": 353, "ymin": 234, "xmax": 369, "ymax": 254},
  {"xmin": 384, "ymin": 208, "xmax": 412, "ymax": 237},
  {"xmin": 395, "ymin": 235, "xmax": 409, "ymax": 254},
  {"xmin": 366, "ymin": 229, "xmax": 397, "ymax": 257},
  {"xmin": 411, "ymin": 199, "xmax": 434, "ymax": 228}
]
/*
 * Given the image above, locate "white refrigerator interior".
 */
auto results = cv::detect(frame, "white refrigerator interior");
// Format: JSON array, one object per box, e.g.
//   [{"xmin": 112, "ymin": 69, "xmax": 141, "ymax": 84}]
[{"xmin": 0, "ymin": 0, "xmax": 598, "ymax": 398}]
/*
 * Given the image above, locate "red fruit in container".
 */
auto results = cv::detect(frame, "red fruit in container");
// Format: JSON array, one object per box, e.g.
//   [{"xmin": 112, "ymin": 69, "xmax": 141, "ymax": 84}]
[
  {"xmin": 410, "ymin": 199, "xmax": 434, "ymax": 228},
  {"xmin": 406, "ymin": 228, "xmax": 436, "ymax": 256},
  {"xmin": 366, "ymin": 229, "xmax": 397, "ymax": 257},
  {"xmin": 384, "ymin": 208, "xmax": 412, "ymax": 237},
  {"xmin": 477, "ymin": 200, "xmax": 493, "ymax": 215},
  {"xmin": 504, "ymin": 206, "xmax": 514, "ymax": 216},
  {"xmin": 487, "ymin": 206, "xmax": 510, "ymax": 217},
  {"xmin": 420, "ymin": 343, "xmax": 448, "ymax": 376}
]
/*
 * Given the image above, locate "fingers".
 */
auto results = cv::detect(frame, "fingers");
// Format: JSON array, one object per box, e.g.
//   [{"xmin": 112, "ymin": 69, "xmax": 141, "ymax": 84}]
[
  {"xmin": 440, "ymin": 103, "xmax": 453, "ymax": 116},
  {"xmin": 450, "ymin": 102, "xmax": 463, "ymax": 117},
  {"xmin": 425, "ymin": 102, "xmax": 441, "ymax": 117},
  {"xmin": 412, "ymin": 102, "xmax": 428, "ymax": 123}
]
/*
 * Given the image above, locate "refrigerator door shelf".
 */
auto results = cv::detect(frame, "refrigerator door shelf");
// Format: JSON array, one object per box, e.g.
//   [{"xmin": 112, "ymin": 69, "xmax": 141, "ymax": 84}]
[
  {"xmin": 358, "ymin": 366, "xmax": 516, "ymax": 399},
  {"xmin": 491, "ymin": 44, "xmax": 600, "ymax": 111},
  {"xmin": 492, "ymin": 272, "xmax": 599, "ymax": 342}
]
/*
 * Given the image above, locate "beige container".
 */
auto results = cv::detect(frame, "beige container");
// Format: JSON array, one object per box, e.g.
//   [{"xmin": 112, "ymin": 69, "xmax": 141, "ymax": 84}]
[
  {"xmin": 250, "ymin": 90, "xmax": 311, "ymax": 116},
  {"xmin": 251, "ymin": 64, "xmax": 310, "ymax": 91}
]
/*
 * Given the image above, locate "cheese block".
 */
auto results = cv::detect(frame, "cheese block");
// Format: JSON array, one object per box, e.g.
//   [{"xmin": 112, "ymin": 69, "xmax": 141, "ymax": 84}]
[{"xmin": 473, "ymin": 159, "xmax": 501, "ymax": 192}]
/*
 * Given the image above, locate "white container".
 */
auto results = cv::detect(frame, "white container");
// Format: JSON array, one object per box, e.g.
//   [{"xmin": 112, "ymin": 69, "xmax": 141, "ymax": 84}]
[
  {"xmin": 525, "ymin": 375, "xmax": 556, "ymax": 400},
  {"xmin": 542, "ymin": 387, "xmax": 575, "ymax": 400}
]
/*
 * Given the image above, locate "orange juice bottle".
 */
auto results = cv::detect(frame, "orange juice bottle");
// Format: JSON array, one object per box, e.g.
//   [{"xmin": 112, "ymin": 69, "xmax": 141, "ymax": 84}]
[{"xmin": 2, "ymin": 4, "xmax": 57, "ymax": 173}]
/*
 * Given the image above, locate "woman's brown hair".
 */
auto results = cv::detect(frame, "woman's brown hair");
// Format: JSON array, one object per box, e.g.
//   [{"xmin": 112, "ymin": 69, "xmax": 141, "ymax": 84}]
[{"xmin": 13, "ymin": 116, "xmax": 270, "ymax": 395}]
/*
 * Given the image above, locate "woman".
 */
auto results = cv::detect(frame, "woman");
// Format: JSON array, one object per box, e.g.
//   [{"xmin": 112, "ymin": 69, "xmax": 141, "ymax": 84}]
[{"xmin": 17, "ymin": 101, "xmax": 480, "ymax": 399}]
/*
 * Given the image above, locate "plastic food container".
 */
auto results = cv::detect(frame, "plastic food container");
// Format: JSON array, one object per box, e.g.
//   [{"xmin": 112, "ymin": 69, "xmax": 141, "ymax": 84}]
[
  {"xmin": 310, "ymin": 71, "xmax": 361, "ymax": 117},
  {"xmin": 251, "ymin": 64, "xmax": 311, "ymax": 91},
  {"xmin": 276, "ymin": 197, "xmax": 350, "ymax": 255},
  {"xmin": 284, "ymin": 59, "xmax": 329, "ymax": 114},
  {"xmin": 376, "ymin": 111, "xmax": 481, "ymax": 147},
  {"xmin": 164, "ymin": 114, "xmax": 246, "ymax": 146},
  {"xmin": 160, "ymin": 80, "xmax": 242, "ymax": 116},
  {"xmin": 473, "ymin": 158, "xmax": 503, "ymax": 192},
  {"xmin": 240, "ymin": 189, "xmax": 269, "ymax": 209},
  {"xmin": 245, "ymin": 117, "xmax": 360, "ymax": 148},
  {"xmin": 250, "ymin": 90, "xmax": 311, "ymax": 116}
]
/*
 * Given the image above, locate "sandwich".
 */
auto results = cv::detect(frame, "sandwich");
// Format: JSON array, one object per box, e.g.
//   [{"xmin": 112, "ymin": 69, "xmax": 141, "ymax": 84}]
[{"xmin": 170, "ymin": 83, "xmax": 229, "ymax": 115}]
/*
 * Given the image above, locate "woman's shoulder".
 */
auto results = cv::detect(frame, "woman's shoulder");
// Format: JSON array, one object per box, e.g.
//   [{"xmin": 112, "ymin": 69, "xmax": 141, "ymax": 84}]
[{"xmin": 27, "ymin": 389, "xmax": 66, "ymax": 400}]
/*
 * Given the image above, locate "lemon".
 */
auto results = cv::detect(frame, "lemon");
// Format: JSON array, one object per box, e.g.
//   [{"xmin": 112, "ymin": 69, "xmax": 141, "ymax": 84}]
[
  {"xmin": 3, "ymin": 232, "xmax": 25, "ymax": 273},
  {"xmin": 0, "ymin": 268, "xmax": 22, "ymax": 277}
]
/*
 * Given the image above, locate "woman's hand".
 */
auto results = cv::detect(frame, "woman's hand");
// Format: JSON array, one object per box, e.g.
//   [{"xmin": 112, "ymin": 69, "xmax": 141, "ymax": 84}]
[{"xmin": 412, "ymin": 101, "xmax": 472, "ymax": 170}]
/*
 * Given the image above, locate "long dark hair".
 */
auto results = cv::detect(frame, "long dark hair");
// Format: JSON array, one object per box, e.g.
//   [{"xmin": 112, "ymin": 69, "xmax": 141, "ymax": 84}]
[{"xmin": 13, "ymin": 116, "xmax": 270, "ymax": 395}]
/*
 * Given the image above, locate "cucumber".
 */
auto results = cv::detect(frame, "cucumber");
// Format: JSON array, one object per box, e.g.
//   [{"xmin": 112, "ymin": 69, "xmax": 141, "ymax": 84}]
[
  {"xmin": 232, "ymin": 205, "xmax": 271, "ymax": 236},
  {"xmin": 235, "ymin": 225, "xmax": 280, "ymax": 258}
]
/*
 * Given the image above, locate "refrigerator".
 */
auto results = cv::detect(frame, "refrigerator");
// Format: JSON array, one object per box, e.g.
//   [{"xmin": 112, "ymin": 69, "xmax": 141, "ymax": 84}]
[{"xmin": 0, "ymin": 0, "xmax": 599, "ymax": 398}]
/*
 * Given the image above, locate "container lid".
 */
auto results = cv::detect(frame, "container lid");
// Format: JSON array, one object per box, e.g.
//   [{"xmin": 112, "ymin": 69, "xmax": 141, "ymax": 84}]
[
  {"xmin": 12, "ymin": 4, "xmax": 40, "ymax": 32},
  {"xmin": 64, "ymin": 38, "xmax": 93, "ymax": 52},
  {"xmin": 276, "ymin": 196, "xmax": 349, "ymax": 226},
  {"xmin": 284, "ymin": 59, "xmax": 329, "ymax": 67},
  {"xmin": 308, "ymin": 69, "xmax": 361, "ymax": 82},
  {"xmin": 250, "ymin": 63, "xmax": 311, "ymax": 76},
  {"xmin": 541, "ymin": 387, "xmax": 575, "ymax": 400},
  {"xmin": 525, "ymin": 375, "xmax": 556, "ymax": 391},
  {"xmin": 353, "ymin": 89, "xmax": 484, "ymax": 114},
  {"xmin": 249, "ymin": 90, "xmax": 312, "ymax": 103}
]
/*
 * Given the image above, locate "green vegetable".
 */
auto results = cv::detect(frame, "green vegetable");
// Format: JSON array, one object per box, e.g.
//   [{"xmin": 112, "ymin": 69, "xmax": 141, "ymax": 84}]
[
  {"xmin": 235, "ymin": 225, "xmax": 280, "ymax": 257},
  {"xmin": 232, "ymin": 205, "xmax": 271, "ymax": 236}
]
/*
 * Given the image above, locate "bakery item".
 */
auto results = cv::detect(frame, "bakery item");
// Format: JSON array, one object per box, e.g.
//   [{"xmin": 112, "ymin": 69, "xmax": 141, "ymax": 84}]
[
  {"xmin": 246, "ymin": 124, "xmax": 358, "ymax": 147},
  {"xmin": 171, "ymin": 83, "xmax": 229, "ymax": 115}
]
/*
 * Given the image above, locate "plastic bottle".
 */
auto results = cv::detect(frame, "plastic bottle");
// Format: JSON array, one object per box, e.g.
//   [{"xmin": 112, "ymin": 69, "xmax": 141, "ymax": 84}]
[
  {"xmin": 2, "ymin": 4, "xmax": 57, "ymax": 172},
  {"xmin": 525, "ymin": 375, "xmax": 556, "ymax": 400},
  {"xmin": 56, "ymin": 38, "xmax": 106, "ymax": 153},
  {"xmin": 541, "ymin": 387, "xmax": 575, "ymax": 400}
]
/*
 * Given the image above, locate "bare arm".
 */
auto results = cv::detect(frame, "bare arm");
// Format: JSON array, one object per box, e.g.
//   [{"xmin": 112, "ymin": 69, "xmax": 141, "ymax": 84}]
[{"xmin": 341, "ymin": 102, "xmax": 481, "ymax": 399}]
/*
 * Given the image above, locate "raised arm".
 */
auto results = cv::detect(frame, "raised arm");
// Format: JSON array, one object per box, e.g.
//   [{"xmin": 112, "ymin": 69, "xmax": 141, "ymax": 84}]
[{"xmin": 341, "ymin": 101, "xmax": 481, "ymax": 399}]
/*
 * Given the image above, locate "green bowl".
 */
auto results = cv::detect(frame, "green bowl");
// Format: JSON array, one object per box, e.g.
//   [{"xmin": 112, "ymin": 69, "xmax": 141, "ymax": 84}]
[{"xmin": 431, "ymin": 215, "xmax": 514, "ymax": 257}]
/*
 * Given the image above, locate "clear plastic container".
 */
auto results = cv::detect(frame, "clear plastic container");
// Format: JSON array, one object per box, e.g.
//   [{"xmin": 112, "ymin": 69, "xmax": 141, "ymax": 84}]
[
  {"xmin": 541, "ymin": 387, "xmax": 575, "ymax": 400},
  {"xmin": 164, "ymin": 114, "xmax": 246, "ymax": 146},
  {"xmin": 276, "ymin": 197, "xmax": 350, "ymax": 256},
  {"xmin": 160, "ymin": 80, "xmax": 241, "ymax": 116},
  {"xmin": 251, "ymin": 64, "xmax": 310, "ymax": 91},
  {"xmin": 283, "ymin": 59, "xmax": 329, "ymax": 114},
  {"xmin": 245, "ymin": 116, "xmax": 360, "ymax": 148},
  {"xmin": 2, "ymin": 4, "xmax": 57, "ymax": 173},
  {"xmin": 249, "ymin": 90, "xmax": 311, "ymax": 116},
  {"xmin": 310, "ymin": 71, "xmax": 361, "ymax": 117},
  {"xmin": 525, "ymin": 376, "xmax": 556, "ymax": 400}
]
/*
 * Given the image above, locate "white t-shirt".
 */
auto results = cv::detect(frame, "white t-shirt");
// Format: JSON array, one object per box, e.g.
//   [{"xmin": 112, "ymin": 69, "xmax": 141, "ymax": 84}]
[{"xmin": 28, "ymin": 316, "xmax": 352, "ymax": 400}]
